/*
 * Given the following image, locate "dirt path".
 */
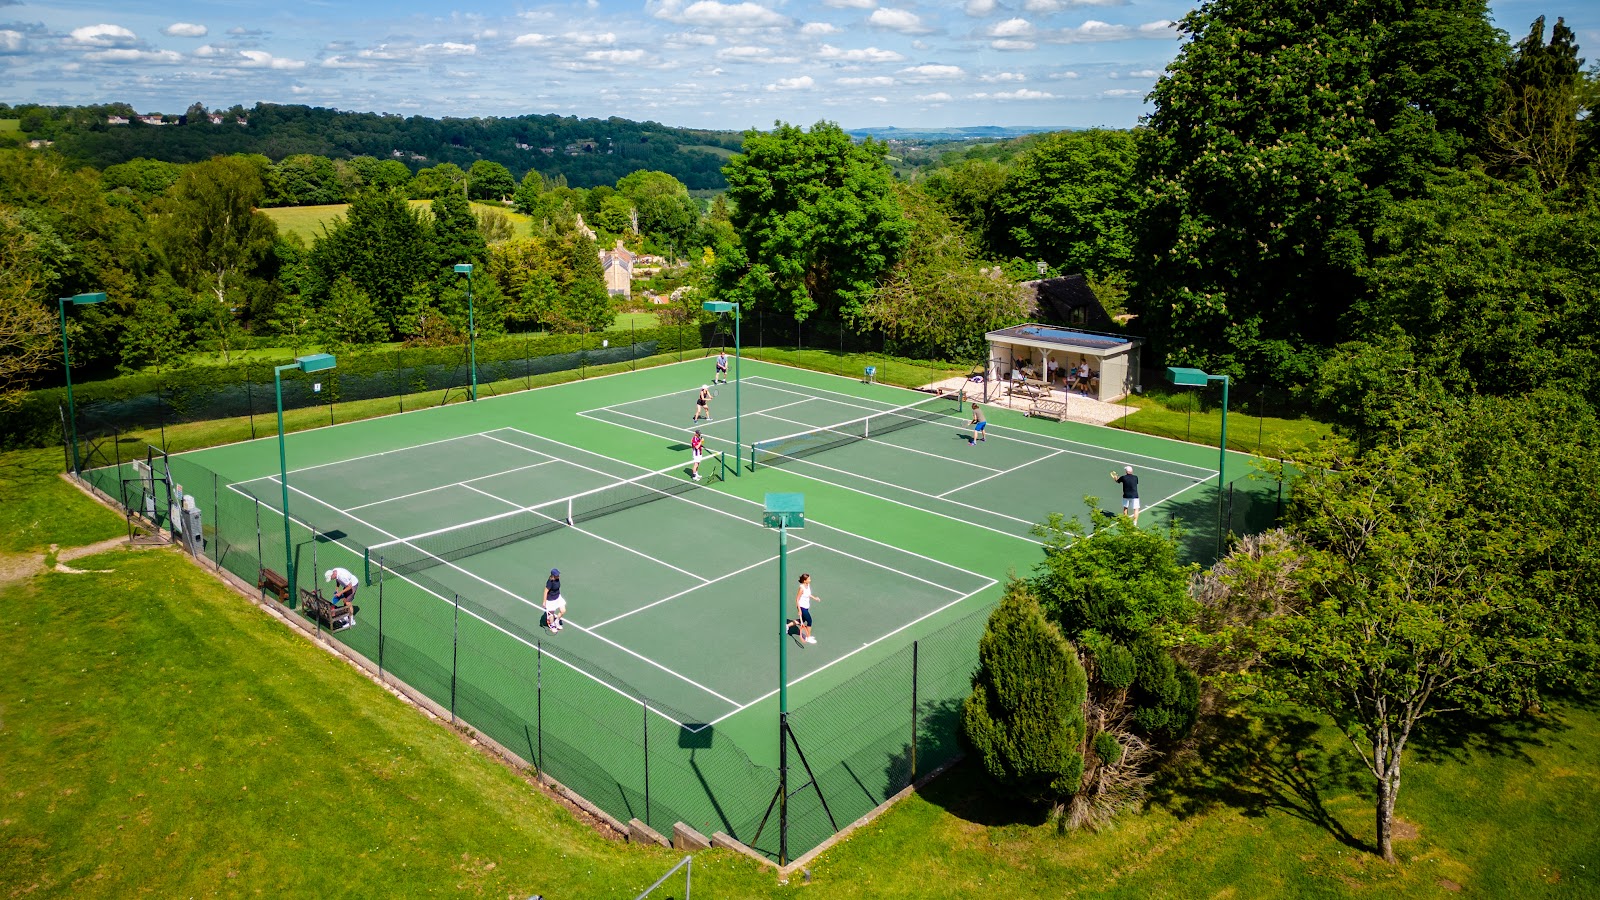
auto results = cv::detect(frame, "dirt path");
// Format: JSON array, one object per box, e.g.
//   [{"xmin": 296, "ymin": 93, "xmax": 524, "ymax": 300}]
[{"xmin": 0, "ymin": 536, "xmax": 161, "ymax": 585}]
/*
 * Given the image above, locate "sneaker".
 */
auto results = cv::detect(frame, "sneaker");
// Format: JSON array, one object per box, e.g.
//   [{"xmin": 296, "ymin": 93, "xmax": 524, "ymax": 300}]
[
  {"xmin": 693, "ymin": 474, "xmax": 701, "ymax": 481},
  {"xmin": 806, "ymin": 637, "xmax": 817, "ymax": 644}
]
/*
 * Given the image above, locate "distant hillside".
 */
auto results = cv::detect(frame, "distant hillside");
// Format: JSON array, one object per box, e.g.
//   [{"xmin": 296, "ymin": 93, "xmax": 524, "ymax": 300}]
[
  {"xmin": 848, "ymin": 125, "xmax": 1075, "ymax": 142},
  {"xmin": 8, "ymin": 102, "xmax": 744, "ymax": 190}
]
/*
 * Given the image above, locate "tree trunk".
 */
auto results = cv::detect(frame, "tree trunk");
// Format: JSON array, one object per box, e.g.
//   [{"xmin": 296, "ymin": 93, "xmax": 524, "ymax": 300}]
[{"xmin": 1374, "ymin": 737, "xmax": 1401, "ymax": 863}]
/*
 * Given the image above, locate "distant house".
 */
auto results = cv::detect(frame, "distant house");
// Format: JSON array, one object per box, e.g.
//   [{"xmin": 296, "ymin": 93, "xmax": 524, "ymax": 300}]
[
  {"xmin": 139, "ymin": 115, "xmax": 166, "ymax": 126},
  {"xmin": 515, "ymin": 141, "xmax": 533, "ymax": 150},
  {"xmin": 26, "ymin": 139, "xmax": 53, "ymax": 149},
  {"xmin": 236, "ymin": 117, "xmax": 248, "ymax": 126},
  {"xmin": 106, "ymin": 115, "xmax": 129, "ymax": 125},
  {"xmin": 208, "ymin": 114, "xmax": 224, "ymax": 125},
  {"xmin": 600, "ymin": 240, "xmax": 634, "ymax": 297}
]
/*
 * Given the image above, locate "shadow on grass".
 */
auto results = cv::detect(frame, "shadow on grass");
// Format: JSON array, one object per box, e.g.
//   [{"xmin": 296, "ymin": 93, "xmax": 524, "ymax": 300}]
[
  {"xmin": 1406, "ymin": 705, "xmax": 1573, "ymax": 768},
  {"xmin": 903, "ymin": 698, "xmax": 1052, "ymax": 829},
  {"xmin": 1149, "ymin": 707, "xmax": 1374, "ymax": 853}
]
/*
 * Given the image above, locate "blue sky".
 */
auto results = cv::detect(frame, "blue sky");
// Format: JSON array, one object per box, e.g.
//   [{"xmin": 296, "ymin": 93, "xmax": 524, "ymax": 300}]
[{"xmin": 2, "ymin": 0, "xmax": 1595, "ymax": 130}]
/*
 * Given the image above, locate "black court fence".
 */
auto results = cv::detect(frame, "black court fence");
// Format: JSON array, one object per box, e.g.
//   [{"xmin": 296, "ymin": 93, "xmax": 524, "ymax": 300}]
[
  {"xmin": 74, "ymin": 451, "xmax": 994, "ymax": 864},
  {"xmin": 1111, "ymin": 365, "xmax": 1319, "ymax": 458}
]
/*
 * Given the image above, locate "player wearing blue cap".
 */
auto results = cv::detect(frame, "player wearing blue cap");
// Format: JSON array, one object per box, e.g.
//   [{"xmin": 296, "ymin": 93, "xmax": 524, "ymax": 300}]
[{"xmin": 543, "ymin": 568, "xmax": 567, "ymax": 632}]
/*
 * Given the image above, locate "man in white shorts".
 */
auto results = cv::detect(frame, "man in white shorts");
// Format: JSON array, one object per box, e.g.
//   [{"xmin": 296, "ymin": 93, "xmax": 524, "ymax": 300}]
[
  {"xmin": 543, "ymin": 568, "xmax": 567, "ymax": 632},
  {"xmin": 1111, "ymin": 465, "xmax": 1141, "ymax": 524},
  {"xmin": 325, "ymin": 567, "xmax": 359, "ymax": 627}
]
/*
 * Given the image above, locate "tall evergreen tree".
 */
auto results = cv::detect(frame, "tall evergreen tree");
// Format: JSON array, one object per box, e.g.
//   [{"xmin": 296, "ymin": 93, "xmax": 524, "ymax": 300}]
[
  {"xmin": 306, "ymin": 191, "xmax": 434, "ymax": 338},
  {"xmin": 1487, "ymin": 16, "xmax": 1585, "ymax": 189}
]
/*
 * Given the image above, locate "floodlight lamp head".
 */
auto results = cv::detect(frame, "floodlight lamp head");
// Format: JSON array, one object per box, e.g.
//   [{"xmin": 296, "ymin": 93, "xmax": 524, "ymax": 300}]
[
  {"xmin": 702, "ymin": 300, "xmax": 735, "ymax": 313},
  {"xmin": 295, "ymin": 353, "xmax": 337, "ymax": 373},
  {"xmin": 453, "ymin": 264, "xmax": 473, "ymax": 274},
  {"xmin": 67, "ymin": 292, "xmax": 108, "ymax": 306}
]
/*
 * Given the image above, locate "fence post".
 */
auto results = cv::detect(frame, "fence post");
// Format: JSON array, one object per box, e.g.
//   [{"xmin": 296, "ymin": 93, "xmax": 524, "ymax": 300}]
[
  {"xmin": 312, "ymin": 533, "xmax": 321, "ymax": 638},
  {"xmin": 377, "ymin": 556, "xmax": 385, "ymax": 680},
  {"xmin": 247, "ymin": 365, "xmax": 257, "ymax": 441},
  {"xmin": 212, "ymin": 472, "xmax": 221, "ymax": 569},
  {"xmin": 910, "ymin": 640, "xmax": 919, "ymax": 783},
  {"xmin": 451, "ymin": 593, "xmax": 461, "ymax": 724},
  {"xmin": 254, "ymin": 499, "xmax": 263, "ymax": 596},
  {"xmin": 1276, "ymin": 457, "xmax": 1285, "ymax": 520},
  {"xmin": 643, "ymin": 700, "xmax": 651, "ymax": 830},
  {"xmin": 536, "ymin": 639, "xmax": 544, "ymax": 774}
]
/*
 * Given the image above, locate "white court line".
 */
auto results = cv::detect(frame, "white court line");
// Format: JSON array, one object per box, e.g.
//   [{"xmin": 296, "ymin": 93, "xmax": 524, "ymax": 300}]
[
  {"xmin": 259, "ymin": 473, "xmax": 743, "ymax": 709},
  {"xmin": 704, "ymin": 576, "xmax": 998, "ymax": 728},
  {"xmin": 586, "ymin": 547, "xmax": 809, "ymax": 630},
  {"xmin": 937, "ymin": 448, "xmax": 1069, "ymax": 498},
  {"xmin": 346, "ymin": 459, "xmax": 558, "ymax": 511},
  {"xmin": 234, "ymin": 431, "xmax": 533, "ymax": 485},
  {"xmin": 460, "ymin": 482, "xmax": 712, "ymax": 585},
  {"xmin": 753, "ymin": 410, "xmax": 1003, "ymax": 474},
  {"xmin": 225, "ymin": 480, "xmax": 718, "ymax": 730},
  {"xmin": 762, "ymin": 450, "xmax": 1039, "ymax": 527}
]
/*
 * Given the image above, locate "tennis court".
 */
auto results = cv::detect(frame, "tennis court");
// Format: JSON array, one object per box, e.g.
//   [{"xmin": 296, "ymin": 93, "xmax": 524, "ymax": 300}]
[{"xmin": 580, "ymin": 373, "xmax": 1221, "ymax": 544}]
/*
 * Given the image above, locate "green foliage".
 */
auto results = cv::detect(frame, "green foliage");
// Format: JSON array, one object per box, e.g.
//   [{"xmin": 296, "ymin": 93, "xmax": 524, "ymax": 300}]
[
  {"xmin": 859, "ymin": 183, "xmax": 1028, "ymax": 361},
  {"xmin": 1487, "ymin": 16, "xmax": 1585, "ymax": 189},
  {"xmin": 100, "ymin": 157, "xmax": 183, "ymax": 200},
  {"xmin": 117, "ymin": 280, "xmax": 189, "ymax": 375},
  {"xmin": 305, "ymin": 191, "xmax": 435, "ymax": 337},
  {"xmin": 1091, "ymin": 731, "xmax": 1122, "ymax": 766},
  {"xmin": 987, "ymin": 130, "xmax": 1139, "ymax": 281},
  {"xmin": 267, "ymin": 153, "xmax": 344, "ymax": 206},
  {"xmin": 409, "ymin": 162, "xmax": 467, "ymax": 200},
  {"xmin": 1031, "ymin": 506, "xmax": 1200, "ymax": 743},
  {"xmin": 961, "ymin": 580, "xmax": 1088, "ymax": 807},
  {"xmin": 615, "ymin": 170, "xmax": 699, "ymax": 257},
  {"xmin": 1133, "ymin": 0, "xmax": 1505, "ymax": 384},
  {"xmin": 316, "ymin": 277, "xmax": 388, "ymax": 351},
  {"xmin": 467, "ymin": 160, "xmax": 516, "ymax": 201},
  {"xmin": 717, "ymin": 121, "xmax": 908, "ymax": 326},
  {"xmin": 430, "ymin": 191, "xmax": 487, "ymax": 269},
  {"xmin": 485, "ymin": 232, "xmax": 612, "ymax": 333}
]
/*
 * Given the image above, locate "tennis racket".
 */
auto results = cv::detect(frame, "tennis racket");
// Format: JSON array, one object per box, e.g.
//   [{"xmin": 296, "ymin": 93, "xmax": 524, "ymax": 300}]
[{"xmin": 710, "ymin": 383, "xmax": 719, "ymax": 398}]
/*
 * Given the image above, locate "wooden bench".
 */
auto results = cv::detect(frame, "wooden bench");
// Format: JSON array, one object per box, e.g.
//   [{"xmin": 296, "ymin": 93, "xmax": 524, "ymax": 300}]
[
  {"xmin": 1028, "ymin": 397, "xmax": 1068, "ymax": 422},
  {"xmin": 258, "ymin": 567, "xmax": 289, "ymax": 603},
  {"xmin": 300, "ymin": 587, "xmax": 354, "ymax": 631}
]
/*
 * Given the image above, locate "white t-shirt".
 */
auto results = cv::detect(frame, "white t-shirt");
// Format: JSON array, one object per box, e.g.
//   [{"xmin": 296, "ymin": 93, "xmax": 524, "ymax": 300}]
[
  {"xmin": 797, "ymin": 585, "xmax": 812, "ymax": 610},
  {"xmin": 328, "ymin": 567, "xmax": 358, "ymax": 590}
]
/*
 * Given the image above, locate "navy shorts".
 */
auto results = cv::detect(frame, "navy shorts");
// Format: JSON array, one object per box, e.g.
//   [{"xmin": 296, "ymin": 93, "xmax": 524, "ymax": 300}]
[{"xmin": 800, "ymin": 608, "xmax": 813, "ymax": 626}]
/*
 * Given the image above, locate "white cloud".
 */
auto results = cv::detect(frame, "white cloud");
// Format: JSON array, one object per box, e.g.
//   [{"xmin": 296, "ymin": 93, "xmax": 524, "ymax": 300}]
[
  {"xmin": 817, "ymin": 44, "xmax": 904, "ymax": 63},
  {"xmin": 163, "ymin": 23, "xmax": 207, "ymax": 38},
  {"xmin": 227, "ymin": 27, "xmax": 265, "ymax": 36},
  {"xmin": 989, "ymin": 18, "xmax": 1032, "ymax": 37},
  {"xmin": 899, "ymin": 63, "xmax": 963, "ymax": 78},
  {"xmin": 585, "ymin": 48, "xmax": 646, "ymax": 63},
  {"xmin": 69, "ymin": 24, "xmax": 137, "ymax": 47},
  {"xmin": 1138, "ymin": 20, "xmax": 1177, "ymax": 36},
  {"xmin": 568, "ymin": 32, "xmax": 617, "ymax": 45},
  {"xmin": 1127, "ymin": 68, "xmax": 1158, "ymax": 77},
  {"xmin": 964, "ymin": 0, "xmax": 997, "ymax": 16},
  {"xmin": 767, "ymin": 74, "xmax": 814, "ymax": 90},
  {"xmin": 975, "ymin": 88, "xmax": 1054, "ymax": 99},
  {"xmin": 656, "ymin": 0, "xmax": 790, "ymax": 28},
  {"xmin": 1051, "ymin": 19, "xmax": 1128, "ymax": 41},
  {"xmin": 0, "ymin": 29, "xmax": 25, "ymax": 53},
  {"xmin": 1101, "ymin": 87, "xmax": 1142, "ymax": 97},
  {"xmin": 290, "ymin": 84, "xmax": 312, "ymax": 94},
  {"xmin": 1025, "ymin": 0, "xmax": 1125, "ymax": 10},
  {"xmin": 84, "ymin": 48, "xmax": 184, "ymax": 64},
  {"xmin": 823, "ymin": 0, "xmax": 876, "ymax": 8},
  {"xmin": 916, "ymin": 91, "xmax": 952, "ymax": 101},
  {"xmin": 420, "ymin": 42, "xmax": 477, "ymax": 55},
  {"xmin": 240, "ymin": 49, "xmax": 307, "ymax": 69},
  {"xmin": 991, "ymin": 39, "xmax": 1035, "ymax": 50},
  {"xmin": 800, "ymin": 22, "xmax": 840, "ymax": 36},
  {"xmin": 322, "ymin": 55, "xmax": 376, "ymax": 68},
  {"xmin": 1050, "ymin": 69, "xmax": 1080, "ymax": 79},
  {"xmin": 513, "ymin": 33, "xmax": 552, "ymax": 46},
  {"xmin": 668, "ymin": 31, "xmax": 719, "ymax": 45},
  {"xmin": 868, "ymin": 8, "xmax": 927, "ymax": 33},
  {"xmin": 837, "ymin": 75, "xmax": 895, "ymax": 86},
  {"xmin": 981, "ymin": 71, "xmax": 1025, "ymax": 82}
]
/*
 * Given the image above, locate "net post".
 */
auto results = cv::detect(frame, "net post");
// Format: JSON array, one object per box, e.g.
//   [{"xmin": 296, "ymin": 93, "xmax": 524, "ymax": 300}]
[
  {"xmin": 363, "ymin": 547, "xmax": 372, "ymax": 585},
  {"xmin": 376, "ymin": 555, "xmax": 385, "ymax": 680},
  {"xmin": 253, "ymin": 499, "xmax": 263, "ymax": 595},
  {"xmin": 212, "ymin": 472, "xmax": 221, "ymax": 569},
  {"xmin": 451, "ymin": 593, "xmax": 461, "ymax": 724},
  {"xmin": 536, "ymin": 639, "xmax": 544, "ymax": 774},
  {"xmin": 643, "ymin": 700, "xmax": 651, "ymax": 830},
  {"xmin": 911, "ymin": 639, "xmax": 919, "ymax": 782}
]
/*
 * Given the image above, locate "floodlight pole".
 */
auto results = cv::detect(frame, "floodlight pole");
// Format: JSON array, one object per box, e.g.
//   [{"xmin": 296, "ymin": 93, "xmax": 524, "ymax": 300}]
[
  {"xmin": 1166, "ymin": 366, "xmax": 1229, "ymax": 556},
  {"xmin": 777, "ymin": 515, "xmax": 789, "ymax": 864},
  {"xmin": 453, "ymin": 264, "xmax": 477, "ymax": 401},
  {"xmin": 703, "ymin": 300, "xmax": 742, "ymax": 475},
  {"xmin": 58, "ymin": 291, "xmax": 107, "ymax": 477},
  {"xmin": 274, "ymin": 354, "xmax": 336, "ymax": 606}
]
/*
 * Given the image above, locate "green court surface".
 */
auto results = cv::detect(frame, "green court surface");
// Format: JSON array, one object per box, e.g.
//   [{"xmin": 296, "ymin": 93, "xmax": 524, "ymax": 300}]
[{"xmin": 90, "ymin": 356, "xmax": 1266, "ymax": 860}]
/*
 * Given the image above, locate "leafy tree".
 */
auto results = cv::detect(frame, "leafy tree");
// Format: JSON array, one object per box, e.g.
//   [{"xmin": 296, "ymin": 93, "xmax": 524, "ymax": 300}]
[
  {"xmin": 919, "ymin": 157, "xmax": 1008, "ymax": 241},
  {"xmin": 1032, "ymin": 505, "xmax": 1201, "ymax": 743},
  {"xmin": 1133, "ymin": 0, "xmax": 1505, "ymax": 383},
  {"xmin": 467, "ymin": 160, "xmax": 516, "ymax": 201},
  {"xmin": 100, "ymin": 158, "xmax": 184, "ymax": 201},
  {"xmin": 151, "ymin": 155, "xmax": 278, "ymax": 362},
  {"xmin": 716, "ymin": 121, "xmax": 908, "ymax": 327},
  {"xmin": 267, "ymin": 294, "xmax": 316, "ymax": 357},
  {"xmin": 988, "ymin": 130, "xmax": 1139, "ymax": 281},
  {"xmin": 267, "ymin": 154, "xmax": 344, "ymax": 206},
  {"xmin": 1234, "ymin": 428, "xmax": 1568, "ymax": 863},
  {"xmin": 430, "ymin": 190, "xmax": 487, "ymax": 269},
  {"xmin": 512, "ymin": 168, "xmax": 547, "ymax": 215},
  {"xmin": 961, "ymin": 580, "xmax": 1088, "ymax": 814},
  {"xmin": 306, "ymin": 190, "xmax": 434, "ymax": 337},
  {"xmin": 0, "ymin": 207, "xmax": 61, "ymax": 406},
  {"xmin": 616, "ymin": 170, "xmax": 700, "ymax": 257},
  {"xmin": 484, "ymin": 230, "xmax": 612, "ymax": 333},
  {"xmin": 118, "ymin": 281, "xmax": 189, "ymax": 374},
  {"xmin": 474, "ymin": 207, "xmax": 516, "ymax": 244},
  {"xmin": 410, "ymin": 162, "xmax": 467, "ymax": 199},
  {"xmin": 1487, "ymin": 16, "xmax": 1585, "ymax": 190},
  {"xmin": 348, "ymin": 156, "xmax": 413, "ymax": 194},
  {"xmin": 315, "ymin": 277, "xmax": 387, "ymax": 351},
  {"xmin": 860, "ymin": 183, "xmax": 1028, "ymax": 361}
]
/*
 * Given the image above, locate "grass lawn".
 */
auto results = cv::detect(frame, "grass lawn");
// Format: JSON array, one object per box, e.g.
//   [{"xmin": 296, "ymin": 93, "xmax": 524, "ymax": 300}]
[
  {"xmin": 0, "ymin": 119, "xmax": 21, "ymax": 133},
  {"xmin": 608, "ymin": 311, "xmax": 661, "ymax": 330},
  {"xmin": 1115, "ymin": 394, "xmax": 1334, "ymax": 461},
  {"xmin": 261, "ymin": 201, "xmax": 534, "ymax": 244}
]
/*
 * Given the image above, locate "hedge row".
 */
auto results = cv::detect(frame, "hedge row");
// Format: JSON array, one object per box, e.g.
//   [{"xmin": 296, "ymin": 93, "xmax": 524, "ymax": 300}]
[{"xmin": 7, "ymin": 325, "xmax": 705, "ymax": 451}]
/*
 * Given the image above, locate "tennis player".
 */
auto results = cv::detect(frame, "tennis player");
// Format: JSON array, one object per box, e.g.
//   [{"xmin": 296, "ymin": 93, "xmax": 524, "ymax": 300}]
[
  {"xmin": 714, "ymin": 351, "xmax": 729, "ymax": 384},
  {"xmin": 969, "ymin": 402, "xmax": 986, "ymax": 445},
  {"xmin": 794, "ymin": 573, "xmax": 819, "ymax": 645},
  {"xmin": 1111, "ymin": 465, "xmax": 1141, "ymax": 524},
  {"xmin": 693, "ymin": 384, "xmax": 712, "ymax": 422},
  {"xmin": 325, "ymin": 567, "xmax": 359, "ymax": 626},
  {"xmin": 690, "ymin": 429, "xmax": 705, "ymax": 481},
  {"xmin": 543, "ymin": 568, "xmax": 567, "ymax": 632}
]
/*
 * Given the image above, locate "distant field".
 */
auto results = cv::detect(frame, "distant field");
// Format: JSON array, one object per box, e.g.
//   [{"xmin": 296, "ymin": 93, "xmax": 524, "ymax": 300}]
[
  {"xmin": 684, "ymin": 143, "xmax": 737, "ymax": 158},
  {"xmin": 262, "ymin": 200, "xmax": 534, "ymax": 243},
  {"xmin": 0, "ymin": 119, "xmax": 22, "ymax": 133}
]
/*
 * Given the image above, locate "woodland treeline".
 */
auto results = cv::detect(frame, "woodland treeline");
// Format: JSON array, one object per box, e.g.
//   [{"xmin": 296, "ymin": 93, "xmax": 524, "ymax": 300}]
[{"xmin": 2, "ymin": 1, "xmax": 1599, "ymax": 864}]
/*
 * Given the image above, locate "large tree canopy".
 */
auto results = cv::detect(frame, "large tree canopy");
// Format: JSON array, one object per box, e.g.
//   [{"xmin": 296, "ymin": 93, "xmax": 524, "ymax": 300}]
[
  {"xmin": 987, "ymin": 129, "xmax": 1140, "ymax": 281},
  {"xmin": 1133, "ymin": 0, "xmax": 1505, "ymax": 384},
  {"xmin": 305, "ymin": 191, "xmax": 435, "ymax": 337},
  {"xmin": 716, "ymin": 121, "xmax": 907, "ymax": 325}
]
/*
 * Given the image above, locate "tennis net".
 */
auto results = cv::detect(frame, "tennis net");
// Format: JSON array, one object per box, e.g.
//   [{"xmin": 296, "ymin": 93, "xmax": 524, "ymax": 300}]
[
  {"xmin": 750, "ymin": 391, "xmax": 963, "ymax": 470},
  {"xmin": 366, "ymin": 451, "xmax": 726, "ymax": 581}
]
